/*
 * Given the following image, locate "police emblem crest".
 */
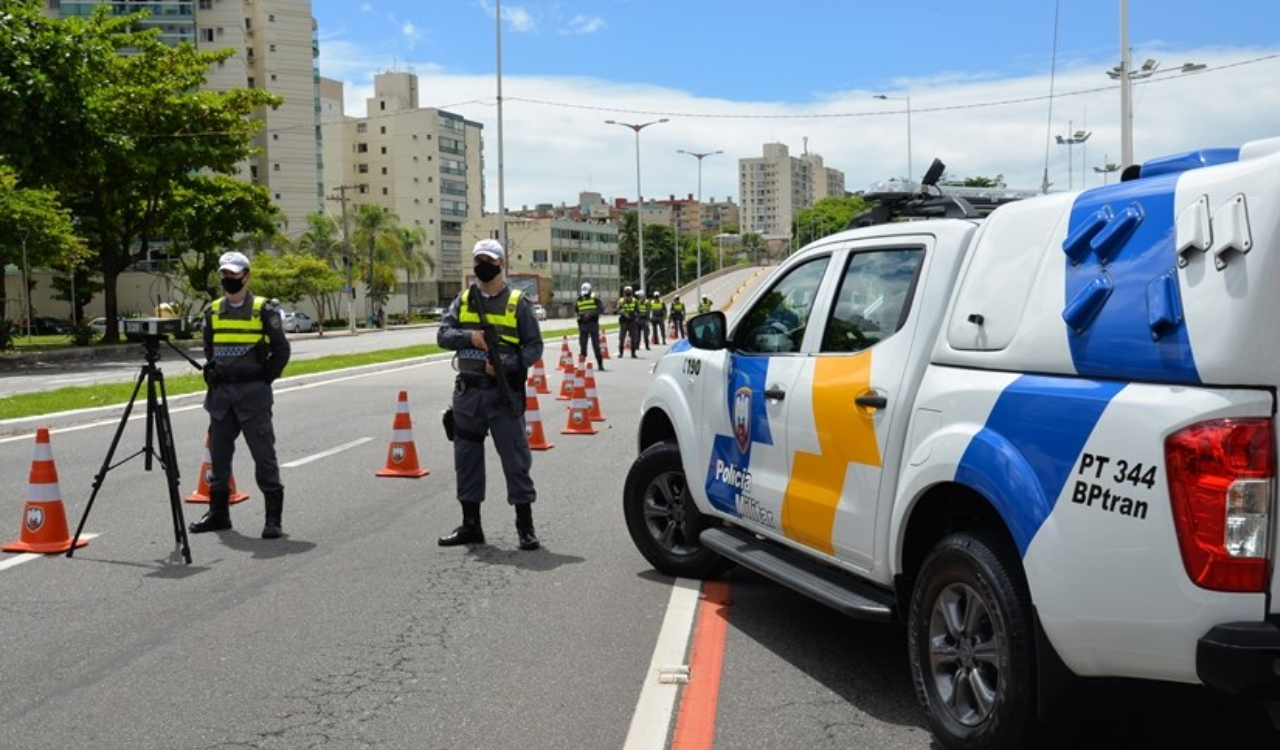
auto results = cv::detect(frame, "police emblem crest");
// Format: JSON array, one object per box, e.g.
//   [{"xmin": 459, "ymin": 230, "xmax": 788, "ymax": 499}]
[
  {"xmin": 391, "ymin": 445, "xmax": 407, "ymax": 464},
  {"xmin": 25, "ymin": 506, "xmax": 45, "ymax": 533},
  {"xmin": 733, "ymin": 386, "xmax": 752, "ymax": 454}
]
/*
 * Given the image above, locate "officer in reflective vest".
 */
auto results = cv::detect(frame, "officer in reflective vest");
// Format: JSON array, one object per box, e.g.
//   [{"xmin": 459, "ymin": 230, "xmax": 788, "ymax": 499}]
[
  {"xmin": 650, "ymin": 290, "xmax": 667, "ymax": 345},
  {"xmin": 575, "ymin": 281, "xmax": 604, "ymax": 371},
  {"xmin": 437, "ymin": 239, "xmax": 545, "ymax": 551},
  {"xmin": 637, "ymin": 290, "xmax": 652, "ymax": 351},
  {"xmin": 617, "ymin": 286, "xmax": 640, "ymax": 358},
  {"xmin": 670, "ymin": 296, "xmax": 687, "ymax": 339},
  {"xmin": 190, "ymin": 251, "xmax": 292, "ymax": 539},
  {"xmin": 699, "ymin": 295, "xmax": 714, "ymax": 313}
]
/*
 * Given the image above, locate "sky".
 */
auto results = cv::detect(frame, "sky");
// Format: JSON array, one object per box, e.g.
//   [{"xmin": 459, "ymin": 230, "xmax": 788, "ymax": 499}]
[{"xmin": 312, "ymin": 0, "xmax": 1280, "ymax": 214}]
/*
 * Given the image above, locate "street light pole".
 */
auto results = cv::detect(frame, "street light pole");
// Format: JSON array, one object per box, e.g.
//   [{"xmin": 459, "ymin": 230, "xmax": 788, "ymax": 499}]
[
  {"xmin": 1094, "ymin": 155, "xmax": 1121, "ymax": 185},
  {"xmin": 495, "ymin": 0, "xmax": 507, "ymax": 249},
  {"xmin": 874, "ymin": 94, "xmax": 913, "ymax": 184},
  {"xmin": 20, "ymin": 229, "xmax": 31, "ymax": 339},
  {"xmin": 1055, "ymin": 121, "xmax": 1092, "ymax": 191},
  {"xmin": 607, "ymin": 118, "xmax": 668, "ymax": 295},
  {"xmin": 677, "ymin": 148, "xmax": 721, "ymax": 307}
]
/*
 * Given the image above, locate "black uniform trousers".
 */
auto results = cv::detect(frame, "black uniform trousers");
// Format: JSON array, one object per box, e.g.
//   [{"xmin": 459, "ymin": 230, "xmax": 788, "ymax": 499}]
[
  {"xmin": 452, "ymin": 380, "xmax": 536, "ymax": 506},
  {"xmin": 578, "ymin": 325, "xmax": 602, "ymax": 366},
  {"xmin": 205, "ymin": 380, "xmax": 282, "ymax": 494}
]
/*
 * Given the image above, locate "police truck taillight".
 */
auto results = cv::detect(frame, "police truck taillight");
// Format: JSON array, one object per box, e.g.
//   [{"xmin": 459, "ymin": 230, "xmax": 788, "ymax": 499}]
[{"xmin": 1165, "ymin": 418, "xmax": 1273, "ymax": 593}]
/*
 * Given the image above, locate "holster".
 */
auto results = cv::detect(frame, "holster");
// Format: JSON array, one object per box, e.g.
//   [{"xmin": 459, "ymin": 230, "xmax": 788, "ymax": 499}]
[{"xmin": 442, "ymin": 407, "xmax": 456, "ymax": 442}]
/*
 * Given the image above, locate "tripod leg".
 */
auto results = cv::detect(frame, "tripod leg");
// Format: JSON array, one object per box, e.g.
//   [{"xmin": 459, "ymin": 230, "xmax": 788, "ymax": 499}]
[
  {"xmin": 68, "ymin": 365, "xmax": 149, "ymax": 557},
  {"xmin": 152, "ymin": 368, "xmax": 192, "ymax": 564}
]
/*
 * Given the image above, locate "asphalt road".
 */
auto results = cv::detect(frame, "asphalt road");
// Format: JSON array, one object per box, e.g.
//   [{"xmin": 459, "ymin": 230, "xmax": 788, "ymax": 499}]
[{"xmin": 1, "ymin": 268, "xmax": 1277, "ymax": 749}]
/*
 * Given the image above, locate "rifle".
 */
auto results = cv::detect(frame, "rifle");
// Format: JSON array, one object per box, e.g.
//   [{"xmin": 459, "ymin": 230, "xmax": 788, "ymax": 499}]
[{"xmin": 470, "ymin": 284, "xmax": 517, "ymax": 415}]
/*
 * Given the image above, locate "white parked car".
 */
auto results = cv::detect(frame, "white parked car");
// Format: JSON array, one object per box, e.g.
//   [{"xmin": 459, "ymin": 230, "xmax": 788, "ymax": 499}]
[{"xmin": 281, "ymin": 311, "xmax": 315, "ymax": 333}]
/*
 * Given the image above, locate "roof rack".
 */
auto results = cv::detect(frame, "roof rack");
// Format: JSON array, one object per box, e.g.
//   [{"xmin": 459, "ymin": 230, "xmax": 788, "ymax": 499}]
[{"xmin": 847, "ymin": 158, "xmax": 1031, "ymax": 228}]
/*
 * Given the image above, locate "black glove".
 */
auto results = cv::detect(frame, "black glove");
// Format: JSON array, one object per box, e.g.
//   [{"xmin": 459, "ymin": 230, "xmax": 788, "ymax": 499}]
[{"xmin": 202, "ymin": 361, "xmax": 218, "ymax": 388}]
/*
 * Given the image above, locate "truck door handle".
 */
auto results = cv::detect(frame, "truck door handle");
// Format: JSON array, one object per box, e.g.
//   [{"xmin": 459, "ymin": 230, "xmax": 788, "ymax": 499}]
[
  {"xmin": 764, "ymin": 387, "xmax": 787, "ymax": 401},
  {"xmin": 856, "ymin": 394, "xmax": 888, "ymax": 409}
]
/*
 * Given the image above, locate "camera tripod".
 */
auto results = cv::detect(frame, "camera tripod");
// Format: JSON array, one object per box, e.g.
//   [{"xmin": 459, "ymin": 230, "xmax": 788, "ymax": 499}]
[{"xmin": 68, "ymin": 336, "xmax": 202, "ymax": 564}]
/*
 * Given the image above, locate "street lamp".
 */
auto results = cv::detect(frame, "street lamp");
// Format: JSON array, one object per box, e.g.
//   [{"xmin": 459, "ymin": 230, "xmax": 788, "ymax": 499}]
[
  {"xmin": 874, "ymin": 94, "xmax": 913, "ymax": 185},
  {"xmin": 1094, "ymin": 156, "xmax": 1121, "ymax": 185},
  {"xmin": 1108, "ymin": 0, "xmax": 1205, "ymax": 169},
  {"xmin": 606, "ymin": 118, "xmax": 668, "ymax": 294},
  {"xmin": 676, "ymin": 148, "xmax": 722, "ymax": 306},
  {"xmin": 1055, "ymin": 122, "xmax": 1092, "ymax": 191}
]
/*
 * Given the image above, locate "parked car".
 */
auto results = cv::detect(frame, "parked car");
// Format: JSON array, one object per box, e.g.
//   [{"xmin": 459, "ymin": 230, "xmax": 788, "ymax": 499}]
[
  {"xmin": 281, "ymin": 311, "xmax": 315, "ymax": 333},
  {"xmin": 532, "ymin": 304, "xmax": 546, "ymax": 321},
  {"xmin": 17, "ymin": 316, "xmax": 74, "ymax": 336}
]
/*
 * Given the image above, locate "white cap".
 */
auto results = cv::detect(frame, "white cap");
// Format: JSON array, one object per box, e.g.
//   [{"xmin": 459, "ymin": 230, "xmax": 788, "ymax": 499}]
[
  {"xmin": 581, "ymin": 282, "xmax": 591, "ymax": 295},
  {"xmin": 218, "ymin": 251, "xmax": 250, "ymax": 274},
  {"xmin": 472, "ymin": 239, "xmax": 505, "ymax": 260}
]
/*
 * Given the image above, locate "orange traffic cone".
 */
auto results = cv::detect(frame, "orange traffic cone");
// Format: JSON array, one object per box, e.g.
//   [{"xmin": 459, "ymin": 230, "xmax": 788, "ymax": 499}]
[
  {"xmin": 584, "ymin": 362, "xmax": 607, "ymax": 422},
  {"xmin": 561, "ymin": 365, "xmax": 598, "ymax": 435},
  {"xmin": 531, "ymin": 356, "xmax": 552, "ymax": 395},
  {"xmin": 524, "ymin": 379, "xmax": 554, "ymax": 451},
  {"xmin": 600, "ymin": 332, "xmax": 611, "ymax": 360},
  {"xmin": 376, "ymin": 390, "xmax": 431, "ymax": 478},
  {"xmin": 559, "ymin": 337, "xmax": 574, "ymax": 373},
  {"xmin": 557, "ymin": 360, "xmax": 575, "ymax": 401},
  {"xmin": 3, "ymin": 427, "xmax": 88, "ymax": 554},
  {"xmin": 185, "ymin": 435, "xmax": 250, "ymax": 504}
]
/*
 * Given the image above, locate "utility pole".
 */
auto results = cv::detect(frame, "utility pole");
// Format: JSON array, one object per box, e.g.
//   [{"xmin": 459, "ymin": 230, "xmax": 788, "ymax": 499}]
[{"xmin": 326, "ymin": 184, "xmax": 365, "ymax": 333}]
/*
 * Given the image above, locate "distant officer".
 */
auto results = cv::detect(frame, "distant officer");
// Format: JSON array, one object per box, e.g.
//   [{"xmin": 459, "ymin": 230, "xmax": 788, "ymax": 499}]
[
  {"xmin": 637, "ymin": 290, "xmax": 652, "ymax": 350},
  {"xmin": 650, "ymin": 290, "xmax": 667, "ymax": 345},
  {"xmin": 190, "ymin": 251, "xmax": 292, "ymax": 539},
  {"xmin": 617, "ymin": 286, "xmax": 640, "ymax": 358},
  {"xmin": 699, "ymin": 295, "xmax": 714, "ymax": 313},
  {"xmin": 670, "ymin": 295, "xmax": 687, "ymax": 339},
  {"xmin": 437, "ymin": 239, "xmax": 545, "ymax": 551},
  {"xmin": 575, "ymin": 281, "xmax": 604, "ymax": 371}
]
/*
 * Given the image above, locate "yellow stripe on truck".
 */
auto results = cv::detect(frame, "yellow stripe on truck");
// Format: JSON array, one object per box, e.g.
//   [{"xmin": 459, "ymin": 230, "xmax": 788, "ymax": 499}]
[{"xmin": 782, "ymin": 353, "xmax": 882, "ymax": 554}]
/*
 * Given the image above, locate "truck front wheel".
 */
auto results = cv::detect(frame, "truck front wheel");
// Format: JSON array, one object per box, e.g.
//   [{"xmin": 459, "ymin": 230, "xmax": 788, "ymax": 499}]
[
  {"xmin": 908, "ymin": 531, "xmax": 1037, "ymax": 750},
  {"xmin": 623, "ymin": 441, "xmax": 734, "ymax": 579}
]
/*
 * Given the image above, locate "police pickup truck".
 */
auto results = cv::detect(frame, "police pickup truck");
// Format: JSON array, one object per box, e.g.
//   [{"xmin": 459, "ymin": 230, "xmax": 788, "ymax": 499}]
[{"xmin": 623, "ymin": 137, "xmax": 1280, "ymax": 749}]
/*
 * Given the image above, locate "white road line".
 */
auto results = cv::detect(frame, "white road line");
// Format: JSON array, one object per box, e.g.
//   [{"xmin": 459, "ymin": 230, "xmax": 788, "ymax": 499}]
[
  {"xmin": 281, "ymin": 437, "xmax": 375, "ymax": 468},
  {"xmin": 0, "ymin": 533, "xmax": 101, "ymax": 572},
  {"xmin": 623, "ymin": 577, "xmax": 702, "ymax": 750}
]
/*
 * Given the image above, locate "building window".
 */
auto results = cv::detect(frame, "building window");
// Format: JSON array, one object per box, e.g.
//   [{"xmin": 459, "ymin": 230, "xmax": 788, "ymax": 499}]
[
  {"xmin": 380, "ymin": 101, "xmax": 386, "ymax": 111},
  {"xmin": 382, "ymin": 187, "xmax": 389, "ymax": 195},
  {"xmin": 199, "ymin": 0, "xmax": 212, "ymax": 9},
  {"xmin": 268, "ymin": 14, "xmax": 275, "ymax": 22},
  {"xmin": 381, "ymin": 167, "xmax": 387, "ymax": 175},
  {"xmin": 356, "ymin": 143, "xmax": 368, "ymax": 153},
  {"xmin": 380, "ymin": 126, "xmax": 386, "ymax": 134},
  {"xmin": 269, "ymin": 44, "xmax": 276, "ymax": 52},
  {"xmin": 272, "ymin": 163, "xmax": 280, "ymax": 172},
  {"xmin": 250, "ymin": 166, "xmax": 258, "ymax": 179},
  {"xmin": 272, "ymin": 133, "xmax": 278, "ymax": 140},
  {"xmin": 357, "ymin": 164, "xmax": 369, "ymax": 173},
  {"xmin": 200, "ymin": 28, "xmax": 214, "ymax": 43},
  {"xmin": 270, "ymin": 73, "xmax": 277, "ymax": 81},
  {"xmin": 380, "ymin": 146, "xmax": 386, "ymax": 154},
  {"xmin": 247, "ymin": 77, "xmax": 255, "ymax": 88},
  {"xmin": 356, "ymin": 122, "xmax": 367, "ymax": 133}
]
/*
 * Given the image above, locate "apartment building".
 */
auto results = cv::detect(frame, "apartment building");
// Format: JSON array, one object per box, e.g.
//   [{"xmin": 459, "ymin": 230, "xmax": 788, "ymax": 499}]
[
  {"xmin": 46, "ymin": 0, "xmax": 325, "ymax": 238},
  {"xmin": 738, "ymin": 142, "xmax": 845, "ymax": 243},
  {"xmin": 321, "ymin": 72, "xmax": 484, "ymax": 309}
]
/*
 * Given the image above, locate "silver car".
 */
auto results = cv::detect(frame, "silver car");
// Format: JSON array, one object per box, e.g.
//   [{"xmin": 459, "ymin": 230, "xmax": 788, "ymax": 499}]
[{"xmin": 281, "ymin": 311, "xmax": 315, "ymax": 333}]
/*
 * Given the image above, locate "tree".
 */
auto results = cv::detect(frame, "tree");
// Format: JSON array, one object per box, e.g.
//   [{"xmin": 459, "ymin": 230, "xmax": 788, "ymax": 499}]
[
  {"xmin": 792, "ymin": 196, "xmax": 871, "ymax": 248},
  {"xmin": 249, "ymin": 252, "xmax": 343, "ymax": 313},
  {"xmin": 0, "ymin": 166, "xmax": 88, "ymax": 322},
  {"xmin": 618, "ymin": 211, "xmax": 639, "ymax": 286},
  {"xmin": 0, "ymin": 3, "xmax": 283, "ymax": 340},
  {"xmin": 295, "ymin": 212, "xmax": 347, "ymax": 320},
  {"xmin": 349, "ymin": 203, "xmax": 406, "ymax": 314}
]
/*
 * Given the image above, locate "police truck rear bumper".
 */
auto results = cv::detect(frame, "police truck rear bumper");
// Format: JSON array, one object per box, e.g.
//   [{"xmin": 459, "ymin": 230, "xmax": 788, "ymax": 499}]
[{"xmin": 1197, "ymin": 621, "xmax": 1280, "ymax": 699}]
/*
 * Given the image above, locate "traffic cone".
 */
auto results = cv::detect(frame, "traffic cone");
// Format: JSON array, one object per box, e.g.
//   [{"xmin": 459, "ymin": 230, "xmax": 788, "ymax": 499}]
[
  {"xmin": 524, "ymin": 379, "xmax": 554, "ymax": 451},
  {"xmin": 185, "ymin": 435, "xmax": 250, "ymax": 504},
  {"xmin": 584, "ymin": 362, "xmax": 607, "ymax": 422},
  {"xmin": 531, "ymin": 356, "xmax": 552, "ymax": 395},
  {"xmin": 561, "ymin": 365, "xmax": 598, "ymax": 435},
  {"xmin": 600, "ymin": 332, "xmax": 611, "ymax": 360},
  {"xmin": 559, "ymin": 337, "xmax": 574, "ymax": 373},
  {"xmin": 376, "ymin": 390, "xmax": 431, "ymax": 478},
  {"xmin": 3, "ymin": 427, "xmax": 88, "ymax": 554},
  {"xmin": 557, "ymin": 360, "xmax": 575, "ymax": 401}
]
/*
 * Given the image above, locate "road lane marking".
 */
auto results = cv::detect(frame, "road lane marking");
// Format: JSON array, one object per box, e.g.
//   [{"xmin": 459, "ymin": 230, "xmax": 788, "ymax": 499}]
[
  {"xmin": 671, "ymin": 580, "xmax": 731, "ymax": 749},
  {"xmin": 624, "ymin": 577, "xmax": 702, "ymax": 750},
  {"xmin": 0, "ymin": 533, "xmax": 100, "ymax": 572},
  {"xmin": 281, "ymin": 437, "xmax": 375, "ymax": 468}
]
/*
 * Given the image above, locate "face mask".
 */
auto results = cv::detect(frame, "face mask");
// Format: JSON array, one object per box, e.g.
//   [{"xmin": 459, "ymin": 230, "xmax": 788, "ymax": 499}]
[
  {"xmin": 474, "ymin": 262, "xmax": 501, "ymax": 283},
  {"xmin": 221, "ymin": 276, "xmax": 245, "ymax": 294}
]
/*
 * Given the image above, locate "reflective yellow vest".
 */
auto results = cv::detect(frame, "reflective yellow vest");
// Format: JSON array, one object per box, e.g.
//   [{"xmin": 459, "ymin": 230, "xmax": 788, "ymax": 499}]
[{"xmin": 210, "ymin": 296, "xmax": 266, "ymax": 365}]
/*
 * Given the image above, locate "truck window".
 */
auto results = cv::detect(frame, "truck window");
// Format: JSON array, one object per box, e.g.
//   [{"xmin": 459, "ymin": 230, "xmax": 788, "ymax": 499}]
[
  {"xmin": 821, "ymin": 247, "xmax": 924, "ymax": 353},
  {"xmin": 735, "ymin": 256, "xmax": 829, "ymax": 354}
]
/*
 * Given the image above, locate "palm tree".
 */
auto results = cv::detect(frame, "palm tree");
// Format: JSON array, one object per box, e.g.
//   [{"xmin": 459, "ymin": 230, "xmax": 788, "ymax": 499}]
[
  {"xmin": 350, "ymin": 203, "xmax": 406, "ymax": 318},
  {"xmin": 295, "ymin": 212, "xmax": 345, "ymax": 320},
  {"xmin": 618, "ymin": 211, "xmax": 639, "ymax": 286}
]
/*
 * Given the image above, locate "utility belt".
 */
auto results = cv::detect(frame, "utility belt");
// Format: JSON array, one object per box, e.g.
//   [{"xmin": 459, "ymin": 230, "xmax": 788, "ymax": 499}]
[
  {"xmin": 455, "ymin": 374, "xmax": 523, "ymax": 393},
  {"xmin": 216, "ymin": 370, "xmax": 267, "ymax": 384}
]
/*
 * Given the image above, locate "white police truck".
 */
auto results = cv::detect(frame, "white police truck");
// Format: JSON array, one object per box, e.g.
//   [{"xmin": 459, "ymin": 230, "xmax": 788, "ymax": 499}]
[{"xmin": 624, "ymin": 137, "xmax": 1280, "ymax": 749}]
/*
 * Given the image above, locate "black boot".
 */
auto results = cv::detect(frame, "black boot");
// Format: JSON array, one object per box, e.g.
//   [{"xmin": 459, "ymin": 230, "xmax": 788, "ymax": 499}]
[
  {"xmin": 189, "ymin": 490, "xmax": 232, "ymax": 533},
  {"xmin": 262, "ymin": 490, "xmax": 284, "ymax": 539},
  {"xmin": 438, "ymin": 502, "xmax": 485, "ymax": 546},
  {"xmin": 515, "ymin": 504, "xmax": 540, "ymax": 551}
]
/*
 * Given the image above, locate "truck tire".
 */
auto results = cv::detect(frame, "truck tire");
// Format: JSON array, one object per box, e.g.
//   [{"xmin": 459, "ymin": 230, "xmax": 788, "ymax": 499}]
[
  {"xmin": 908, "ymin": 531, "xmax": 1036, "ymax": 750},
  {"xmin": 623, "ymin": 441, "xmax": 735, "ymax": 579}
]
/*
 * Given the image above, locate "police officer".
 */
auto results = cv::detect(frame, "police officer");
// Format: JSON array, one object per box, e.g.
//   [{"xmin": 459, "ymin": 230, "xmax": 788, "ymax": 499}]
[
  {"xmin": 190, "ymin": 251, "xmax": 292, "ymax": 539},
  {"xmin": 575, "ymin": 281, "xmax": 604, "ymax": 371},
  {"xmin": 637, "ymin": 290, "xmax": 652, "ymax": 350},
  {"xmin": 617, "ymin": 286, "xmax": 640, "ymax": 358},
  {"xmin": 699, "ymin": 295, "xmax": 714, "ymax": 313},
  {"xmin": 670, "ymin": 295, "xmax": 687, "ymax": 339},
  {"xmin": 650, "ymin": 290, "xmax": 667, "ymax": 345},
  {"xmin": 437, "ymin": 239, "xmax": 545, "ymax": 551}
]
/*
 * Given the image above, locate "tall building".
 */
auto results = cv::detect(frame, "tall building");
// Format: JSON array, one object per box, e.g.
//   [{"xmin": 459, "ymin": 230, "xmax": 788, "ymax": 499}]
[
  {"xmin": 45, "ymin": 0, "xmax": 325, "ymax": 237},
  {"xmin": 738, "ymin": 142, "xmax": 845, "ymax": 244},
  {"xmin": 321, "ymin": 71, "xmax": 485, "ymax": 308}
]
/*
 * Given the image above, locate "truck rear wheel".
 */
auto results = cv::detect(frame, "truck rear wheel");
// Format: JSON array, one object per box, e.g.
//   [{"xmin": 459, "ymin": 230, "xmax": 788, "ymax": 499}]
[
  {"xmin": 623, "ymin": 441, "xmax": 734, "ymax": 579},
  {"xmin": 908, "ymin": 531, "xmax": 1036, "ymax": 750}
]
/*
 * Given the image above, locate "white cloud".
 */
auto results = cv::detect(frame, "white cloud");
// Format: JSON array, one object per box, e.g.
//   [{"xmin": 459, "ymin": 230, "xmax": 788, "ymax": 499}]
[
  {"xmin": 325, "ymin": 46, "xmax": 1280, "ymax": 215},
  {"xmin": 562, "ymin": 15, "xmax": 605, "ymax": 35},
  {"xmin": 401, "ymin": 20, "xmax": 420, "ymax": 47},
  {"xmin": 503, "ymin": 6, "xmax": 536, "ymax": 33},
  {"xmin": 360, "ymin": 3, "xmax": 372, "ymax": 12}
]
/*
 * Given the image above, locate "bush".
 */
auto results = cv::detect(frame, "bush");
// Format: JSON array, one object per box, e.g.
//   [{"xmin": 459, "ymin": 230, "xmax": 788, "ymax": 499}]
[{"xmin": 0, "ymin": 319, "xmax": 14, "ymax": 351}]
